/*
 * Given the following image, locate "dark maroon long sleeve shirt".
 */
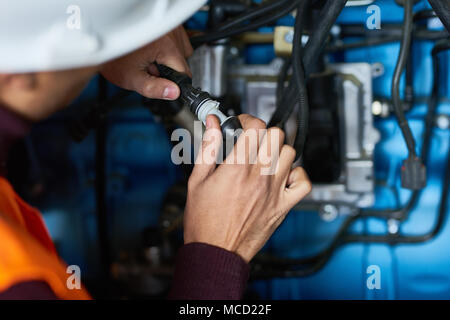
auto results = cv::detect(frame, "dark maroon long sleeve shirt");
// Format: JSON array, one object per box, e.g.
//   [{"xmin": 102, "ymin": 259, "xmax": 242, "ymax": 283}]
[
  {"xmin": 0, "ymin": 105, "xmax": 249, "ymax": 300},
  {"xmin": 169, "ymin": 243, "xmax": 249, "ymax": 300}
]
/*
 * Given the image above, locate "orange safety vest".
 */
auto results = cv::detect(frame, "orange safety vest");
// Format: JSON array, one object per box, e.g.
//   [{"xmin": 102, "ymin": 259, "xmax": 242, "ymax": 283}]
[{"xmin": 0, "ymin": 177, "xmax": 91, "ymax": 299}]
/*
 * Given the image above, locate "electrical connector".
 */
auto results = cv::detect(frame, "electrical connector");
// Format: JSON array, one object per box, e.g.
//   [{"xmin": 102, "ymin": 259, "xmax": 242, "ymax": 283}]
[
  {"xmin": 401, "ymin": 157, "xmax": 427, "ymax": 190},
  {"xmin": 156, "ymin": 63, "xmax": 242, "ymax": 143}
]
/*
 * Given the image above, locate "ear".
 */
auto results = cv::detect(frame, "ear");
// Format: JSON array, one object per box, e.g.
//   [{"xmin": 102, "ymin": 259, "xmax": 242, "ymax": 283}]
[{"xmin": 0, "ymin": 73, "xmax": 37, "ymax": 91}]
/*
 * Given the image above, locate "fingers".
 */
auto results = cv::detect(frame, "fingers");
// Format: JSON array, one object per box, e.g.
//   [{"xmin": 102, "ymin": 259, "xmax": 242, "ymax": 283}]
[
  {"xmin": 175, "ymin": 26, "xmax": 194, "ymax": 58},
  {"xmin": 226, "ymin": 115, "xmax": 267, "ymax": 165},
  {"xmin": 139, "ymin": 31, "xmax": 192, "ymax": 100},
  {"xmin": 152, "ymin": 37, "xmax": 192, "ymax": 77},
  {"xmin": 153, "ymin": 54, "xmax": 191, "ymax": 77},
  {"xmin": 284, "ymin": 167, "xmax": 312, "ymax": 207},
  {"xmin": 130, "ymin": 71, "xmax": 180, "ymax": 100},
  {"xmin": 100, "ymin": 27, "xmax": 193, "ymax": 101},
  {"xmin": 145, "ymin": 56, "xmax": 190, "ymax": 99},
  {"xmin": 238, "ymin": 114, "xmax": 266, "ymax": 131},
  {"xmin": 190, "ymin": 115, "xmax": 223, "ymax": 184},
  {"xmin": 257, "ymin": 127, "xmax": 285, "ymax": 173},
  {"xmin": 275, "ymin": 145, "xmax": 296, "ymax": 182}
]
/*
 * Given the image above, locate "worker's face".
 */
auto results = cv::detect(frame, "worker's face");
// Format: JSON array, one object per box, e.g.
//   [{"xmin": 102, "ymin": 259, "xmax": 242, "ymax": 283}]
[{"xmin": 0, "ymin": 66, "xmax": 99, "ymax": 121}]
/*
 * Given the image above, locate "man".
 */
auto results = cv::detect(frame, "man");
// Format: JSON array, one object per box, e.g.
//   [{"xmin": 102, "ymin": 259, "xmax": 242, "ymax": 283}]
[{"xmin": 0, "ymin": 0, "xmax": 311, "ymax": 299}]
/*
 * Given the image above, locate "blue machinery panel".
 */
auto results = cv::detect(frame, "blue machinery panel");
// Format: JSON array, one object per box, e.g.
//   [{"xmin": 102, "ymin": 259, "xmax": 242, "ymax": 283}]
[
  {"xmin": 252, "ymin": 0, "xmax": 450, "ymax": 299},
  {"xmin": 27, "ymin": 0, "xmax": 449, "ymax": 299}
]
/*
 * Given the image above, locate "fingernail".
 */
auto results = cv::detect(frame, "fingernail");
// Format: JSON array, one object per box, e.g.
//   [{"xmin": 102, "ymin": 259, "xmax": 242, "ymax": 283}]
[{"xmin": 163, "ymin": 86, "xmax": 177, "ymax": 99}]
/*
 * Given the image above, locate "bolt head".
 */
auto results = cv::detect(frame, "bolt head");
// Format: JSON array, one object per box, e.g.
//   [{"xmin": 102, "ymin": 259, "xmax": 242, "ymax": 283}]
[
  {"xmin": 319, "ymin": 204, "xmax": 338, "ymax": 222},
  {"xmin": 284, "ymin": 30, "xmax": 294, "ymax": 44}
]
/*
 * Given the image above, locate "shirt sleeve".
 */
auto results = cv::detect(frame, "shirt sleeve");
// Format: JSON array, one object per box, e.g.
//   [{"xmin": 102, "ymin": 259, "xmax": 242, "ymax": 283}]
[
  {"xmin": 168, "ymin": 242, "xmax": 249, "ymax": 300},
  {"xmin": 0, "ymin": 281, "xmax": 59, "ymax": 300}
]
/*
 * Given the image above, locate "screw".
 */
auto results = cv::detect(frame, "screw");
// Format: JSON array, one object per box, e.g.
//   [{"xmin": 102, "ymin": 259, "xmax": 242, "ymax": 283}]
[
  {"xmin": 331, "ymin": 25, "xmax": 341, "ymax": 37},
  {"xmin": 372, "ymin": 100, "xmax": 390, "ymax": 117},
  {"xmin": 371, "ymin": 62, "xmax": 385, "ymax": 77},
  {"xmin": 387, "ymin": 219, "xmax": 399, "ymax": 234},
  {"xmin": 229, "ymin": 46, "xmax": 239, "ymax": 57},
  {"xmin": 319, "ymin": 204, "xmax": 339, "ymax": 222},
  {"xmin": 436, "ymin": 114, "xmax": 450, "ymax": 130},
  {"xmin": 284, "ymin": 30, "xmax": 294, "ymax": 44}
]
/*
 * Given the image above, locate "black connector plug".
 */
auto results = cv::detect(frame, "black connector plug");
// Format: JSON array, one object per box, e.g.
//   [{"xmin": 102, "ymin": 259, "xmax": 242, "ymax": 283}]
[
  {"xmin": 401, "ymin": 157, "xmax": 427, "ymax": 190},
  {"xmin": 156, "ymin": 63, "xmax": 210, "ymax": 114},
  {"xmin": 155, "ymin": 63, "xmax": 243, "ymax": 150}
]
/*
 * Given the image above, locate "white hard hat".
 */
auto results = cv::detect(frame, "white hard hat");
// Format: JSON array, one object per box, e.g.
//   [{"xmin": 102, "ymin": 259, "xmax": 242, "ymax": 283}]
[{"xmin": 0, "ymin": 0, "xmax": 206, "ymax": 73}]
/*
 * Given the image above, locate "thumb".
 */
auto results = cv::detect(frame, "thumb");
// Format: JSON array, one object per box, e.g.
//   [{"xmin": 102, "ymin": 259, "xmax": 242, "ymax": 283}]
[
  {"xmin": 131, "ymin": 70, "xmax": 180, "ymax": 100},
  {"xmin": 190, "ymin": 115, "xmax": 223, "ymax": 183}
]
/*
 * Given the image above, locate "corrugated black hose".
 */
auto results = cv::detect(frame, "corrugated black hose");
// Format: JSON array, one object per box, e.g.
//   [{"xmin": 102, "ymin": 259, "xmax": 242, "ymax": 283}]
[
  {"xmin": 291, "ymin": 0, "xmax": 310, "ymax": 161},
  {"xmin": 303, "ymin": 0, "xmax": 348, "ymax": 76},
  {"xmin": 269, "ymin": 0, "xmax": 348, "ymax": 124}
]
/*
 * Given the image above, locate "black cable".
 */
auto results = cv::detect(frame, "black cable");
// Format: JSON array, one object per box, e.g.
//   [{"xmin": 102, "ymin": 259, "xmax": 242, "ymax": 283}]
[
  {"xmin": 345, "ymin": 143, "xmax": 450, "ymax": 244},
  {"xmin": 291, "ymin": 0, "xmax": 310, "ymax": 160},
  {"xmin": 255, "ymin": 142, "xmax": 449, "ymax": 278},
  {"xmin": 216, "ymin": 0, "xmax": 291, "ymax": 32},
  {"xmin": 338, "ymin": 23, "xmax": 445, "ymax": 38},
  {"xmin": 269, "ymin": 80, "xmax": 298, "ymax": 128},
  {"xmin": 252, "ymin": 39, "xmax": 450, "ymax": 276},
  {"xmin": 265, "ymin": 2, "xmax": 308, "ymax": 130},
  {"xmin": 428, "ymin": 0, "xmax": 450, "ymax": 33},
  {"xmin": 269, "ymin": 0, "xmax": 348, "ymax": 129},
  {"xmin": 268, "ymin": 4, "xmax": 446, "ymax": 216},
  {"xmin": 253, "ymin": 212, "xmax": 359, "ymax": 270},
  {"xmin": 327, "ymin": 30, "xmax": 448, "ymax": 52},
  {"xmin": 391, "ymin": 0, "xmax": 417, "ymax": 159},
  {"xmin": 327, "ymin": 35, "xmax": 400, "ymax": 52},
  {"xmin": 338, "ymin": 38, "xmax": 448, "ymax": 234},
  {"xmin": 191, "ymin": 0, "xmax": 300, "ymax": 47},
  {"xmin": 303, "ymin": 0, "xmax": 348, "ymax": 76},
  {"xmin": 268, "ymin": 0, "xmax": 348, "ymax": 161},
  {"xmin": 413, "ymin": 9, "xmax": 437, "ymax": 22},
  {"xmin": 361, "ymin": 38, "xmax": 450, "ymax": 221},
  {"xmin": 276, "ymin": 57, "xmax": 291, "ymax": 107},
  {"xmin": 405, "ymin": 36, "xmax": 414, "ymax": 110}
]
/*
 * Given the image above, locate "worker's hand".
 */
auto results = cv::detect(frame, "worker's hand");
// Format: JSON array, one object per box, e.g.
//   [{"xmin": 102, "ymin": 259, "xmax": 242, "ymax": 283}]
[
  {"xmin": 100, "ymin": 26, "xmax": 193, "ymax": 100},
  {"xmin": 184, "ymin": 114, "xmax": 312, "ymax": 263}
]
